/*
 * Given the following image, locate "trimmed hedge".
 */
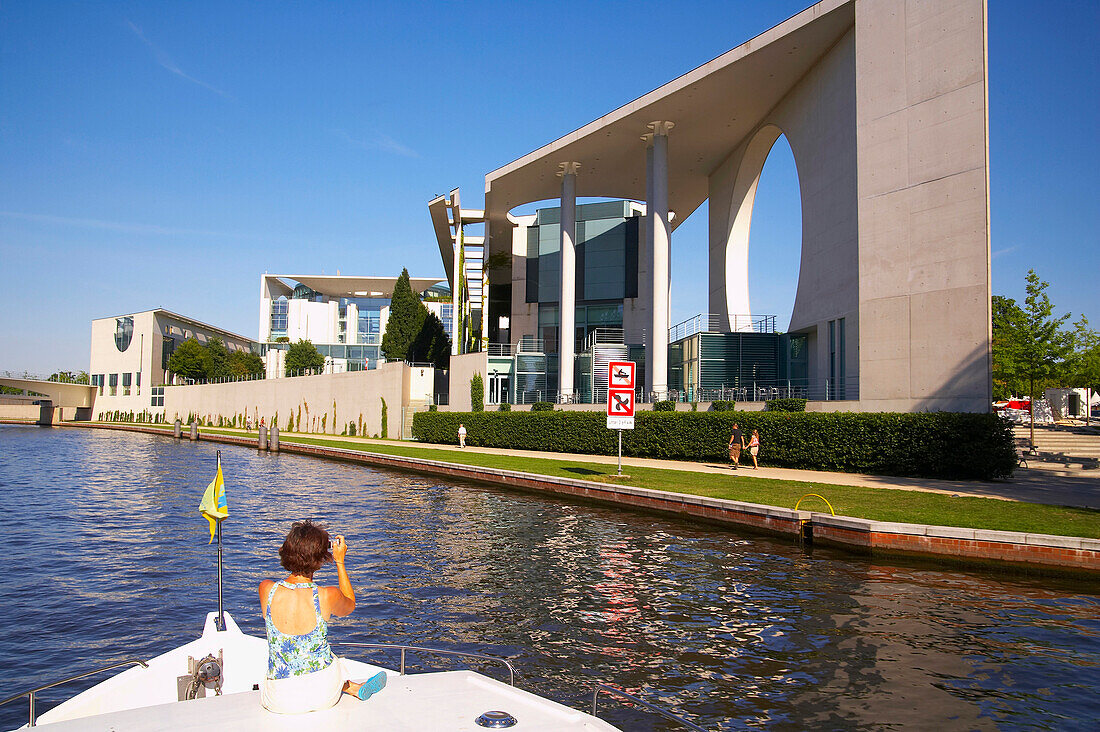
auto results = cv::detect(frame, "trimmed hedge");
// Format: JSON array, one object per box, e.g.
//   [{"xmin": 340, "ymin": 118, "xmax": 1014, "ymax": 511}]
[
  {"xmin": 766, "ymin": 398, "xmax": 807, "ymax": 412},
  {"xmin": 710, "ymin": 400, "xmax": 737, "ymax": 412},
  {"xmin": 530, "ymin": 402, "xmax": 554, "ymax": 412},
  {"xmin": 411, "ymin": 410, "xmax": 1016, "ymax": 480},
  {"xmin": 653, "ymin": 400, "xmax": 676, "ymax": 411}
]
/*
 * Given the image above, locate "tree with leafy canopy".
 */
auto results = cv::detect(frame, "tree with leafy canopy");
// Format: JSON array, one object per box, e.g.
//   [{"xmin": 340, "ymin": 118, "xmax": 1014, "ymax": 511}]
[
  {"xmin": 285, "ymin": 339, "xmax": 325, "ymax": 375},
  {"xmin": 381, "ymin": 269, "xmax": 424, "ymax": 362},
  {"xmin": 1064, "ymin": 316, "xmax": 1100, "ymax": 425},
  {"xmin": 991, "ymin": 295, "xmax": 1026, "ymax": 400},
  {"xmin": 1003, "ymin": 270, "xmax": 1074, "ymax": 450},
  {"xmin": 228, "ymin": 350, "xmax": 265, "ymax": 378},
  {"xmin": 167, "ymin": 338, "xmax": 212, "ymax": 382},
  {"xmin": 382, "ymin": 268, "xmax": 451, "ymax": 367},
  {"xmin": 205, "ymin": 337, "xmax": 231, "ymax": 379},
  {"xmin": 47, "ymin": 370, "xmax": 89, "ymax": 384}
]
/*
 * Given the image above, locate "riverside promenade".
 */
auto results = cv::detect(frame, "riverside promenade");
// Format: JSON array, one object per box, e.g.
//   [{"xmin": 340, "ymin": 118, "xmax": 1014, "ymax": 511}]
[
  {"xmin": 345, "ymin": 438, "xmax": 1100, "ymax": 510},
  {"xmin": 17, "ymin": 420, "xmax": 1094, "ymax": 577}
]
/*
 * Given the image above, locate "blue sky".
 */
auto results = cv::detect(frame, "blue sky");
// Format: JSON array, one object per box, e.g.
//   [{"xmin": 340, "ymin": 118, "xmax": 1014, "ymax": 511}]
[{"xmin": 2, "ymin": 1, "xmax": 1097, "ymax": 374}]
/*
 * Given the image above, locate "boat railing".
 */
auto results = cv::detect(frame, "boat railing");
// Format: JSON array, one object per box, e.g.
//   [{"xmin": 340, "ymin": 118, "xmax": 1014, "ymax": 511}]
[
  {"xmin": 592, "ymin": 683, "xmax": 709, "ymax": 731},
  {"xmin": 333, "ymin": 642, "xmax": 516, "ymax": 687},
  {"xmin": 0, "ymin": 658, "xmax": 149, "ymax": 727}
]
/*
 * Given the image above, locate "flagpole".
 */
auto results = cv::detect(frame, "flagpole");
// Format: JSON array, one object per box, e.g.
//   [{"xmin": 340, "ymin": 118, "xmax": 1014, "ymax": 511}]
[{"xmin": 216, "ymin": 450, "xmax": 225, "ymax": 632}]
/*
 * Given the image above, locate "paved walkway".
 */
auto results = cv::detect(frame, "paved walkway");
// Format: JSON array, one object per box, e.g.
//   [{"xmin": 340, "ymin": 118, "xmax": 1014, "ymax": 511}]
[{"xmin": 263, "ymin": 430, "xmax": 1100, "ymax": 510}]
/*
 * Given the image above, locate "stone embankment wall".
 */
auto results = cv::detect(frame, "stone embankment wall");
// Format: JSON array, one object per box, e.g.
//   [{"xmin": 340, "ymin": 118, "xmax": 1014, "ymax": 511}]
[
  {"xmin": 156, "ymin": 363, "xmax": 435, "ymax": 439},
  {"xmin": 61, "ymin": 423, "xmax": 1100, "ymax": 577}
]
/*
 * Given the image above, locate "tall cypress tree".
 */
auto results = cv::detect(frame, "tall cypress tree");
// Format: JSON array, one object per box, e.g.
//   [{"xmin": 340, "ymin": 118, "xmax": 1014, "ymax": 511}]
[{"xmin": 382, "ymin": 269, "xmax": 426, "ymax": 362}]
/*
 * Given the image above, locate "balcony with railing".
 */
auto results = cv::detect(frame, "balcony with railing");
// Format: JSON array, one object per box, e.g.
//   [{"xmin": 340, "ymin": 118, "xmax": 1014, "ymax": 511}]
[{"xmin": 668, "ymin": 313, "xmax": 777, "ymax": 342}]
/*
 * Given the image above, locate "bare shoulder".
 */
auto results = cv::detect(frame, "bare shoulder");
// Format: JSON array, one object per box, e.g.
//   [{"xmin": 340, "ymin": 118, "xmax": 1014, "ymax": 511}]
[{"xmin": 258, "ymin": 579, "xmax": 275, "ymax": 608}]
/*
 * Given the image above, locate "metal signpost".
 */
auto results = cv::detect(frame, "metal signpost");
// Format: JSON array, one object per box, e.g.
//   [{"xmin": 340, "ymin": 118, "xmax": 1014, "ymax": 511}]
[{"xmin": 606, "ymin": 361, "xmax": 636, "ymax": 476}]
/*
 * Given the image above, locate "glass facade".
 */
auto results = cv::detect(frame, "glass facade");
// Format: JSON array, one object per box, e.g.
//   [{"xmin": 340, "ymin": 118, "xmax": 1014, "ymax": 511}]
[
  {"xmin": 270, "ymin": 297, "xmax": 288, "ymax": 341},
  {"xmin": 114, "ymin": 317, "xmax": 134, "ymax": 352}
]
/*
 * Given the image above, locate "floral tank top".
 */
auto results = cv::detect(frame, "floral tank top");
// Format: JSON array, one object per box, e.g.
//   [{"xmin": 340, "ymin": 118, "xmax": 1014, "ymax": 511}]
[{"xmin": 264, "ymin": 581, "xmax": 335, "ymax": 680}]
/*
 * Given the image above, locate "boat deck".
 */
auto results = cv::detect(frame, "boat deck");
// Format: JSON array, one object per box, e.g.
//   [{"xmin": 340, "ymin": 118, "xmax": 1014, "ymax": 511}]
[{"xmin": 31, "ymin": 670, "xmax": 617, "ymax": 731}]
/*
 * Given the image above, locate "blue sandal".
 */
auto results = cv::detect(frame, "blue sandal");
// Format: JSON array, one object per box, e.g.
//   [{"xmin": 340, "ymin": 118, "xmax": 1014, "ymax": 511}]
[{"xmin": 356, "ymin": 671, "xmax": 387, "ymax": 701}]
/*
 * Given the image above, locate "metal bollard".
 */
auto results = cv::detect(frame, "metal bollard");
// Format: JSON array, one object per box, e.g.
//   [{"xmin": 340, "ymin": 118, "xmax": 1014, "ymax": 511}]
[
  {"xmin": 269, "ymin": 425, "xmax": 279, "ymax": 453},
  {"xmin": 258, "ymin": 423, "xmax": 268, "ymax": 451},
  {"xmin": 190, "ymin": 420, "xmax": 198, "ymax": 441},
  {"xmin": 174, "ymin": 419, "xmax": 182, "ymax": 439}
]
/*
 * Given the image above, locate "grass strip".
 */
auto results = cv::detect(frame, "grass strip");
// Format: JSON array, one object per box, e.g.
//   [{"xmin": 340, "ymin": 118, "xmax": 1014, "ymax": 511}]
[{"xmin": 85, "ymin": 423, "xmax": 1100, "ymax": 539}]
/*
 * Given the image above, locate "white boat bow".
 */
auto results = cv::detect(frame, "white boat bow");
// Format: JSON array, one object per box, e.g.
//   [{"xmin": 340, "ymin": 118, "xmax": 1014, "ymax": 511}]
[{"xmin": 5, "ymin": 612, "xmax": 624, "ymax": 731}]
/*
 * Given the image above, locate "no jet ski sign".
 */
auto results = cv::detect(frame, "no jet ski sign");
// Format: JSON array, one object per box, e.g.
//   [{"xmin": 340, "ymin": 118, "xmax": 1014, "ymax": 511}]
[{"xmin": 606, "ymin": 361, "xmax": 635, "ymax": 430}]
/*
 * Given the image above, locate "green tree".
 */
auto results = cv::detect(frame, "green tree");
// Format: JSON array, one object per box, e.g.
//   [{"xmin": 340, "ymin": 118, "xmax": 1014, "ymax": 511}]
[
  {"xmin": 381, "ymin": 269, "xmax": 424, "ymax": 362},
  {"xmin": 285, "ymin": 339, "xmax": 325, "ymax": 375},
  {"xmin": 228, "ymin": 350, "xmax": 265, "ymax": 378},
  {"xmin": 205, "ymin": 337, "xmax": 231, "ymax": 379},
  {"xmin": 1064, "ymin": 316, "xmax": 1100, "ymax": 425},
  {"xmin": 47, "ymin": 370, "xmax": 89, "ymax": 384},
  {"xmin": 167, "ymin": 338, "xmax": 212, "ymax": 382},
  {"xmin": 1010, "ymin": 270, "xmax": 1074, "ymax": 449},
  {"xmin": 470, "ymin": 372, "xmax": 484, "ymax": 412},
  {"xmin": 413, "ymin": 310, "xmax": 451, "ymax": 369},
  {"xmin": 381, "ymin": 268, "xmax": 452, "ymax": 367},
  {"xmin": 991, "ymin": 295, "xmax": 1026, "ymax": 400}
]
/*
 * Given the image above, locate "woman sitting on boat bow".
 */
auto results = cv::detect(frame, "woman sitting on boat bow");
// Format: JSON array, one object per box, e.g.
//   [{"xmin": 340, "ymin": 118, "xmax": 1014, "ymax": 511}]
[{"xmin": 259, "ymin": 520, "xmax": 386, "ymax": 713}]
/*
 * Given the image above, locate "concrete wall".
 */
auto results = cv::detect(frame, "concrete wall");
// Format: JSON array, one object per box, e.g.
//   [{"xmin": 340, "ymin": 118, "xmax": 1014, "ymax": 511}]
[
  {"xmin": 0, "ymin": 405, "xmax": 41, "ymax": 420},
  {"xmin": 446, "ymin": 352, "xmax": 489, "ymax": 412},
  {"xmin": 709, "ymin": 28, "xmax": 859, "ymax": 392},
  {"xmin": 854, "ymin": 0, "xmax": 991, "ymax": 412},
  {"xmin": 159, "ymin": 362, "xmax": 427, "ymax": 438}
]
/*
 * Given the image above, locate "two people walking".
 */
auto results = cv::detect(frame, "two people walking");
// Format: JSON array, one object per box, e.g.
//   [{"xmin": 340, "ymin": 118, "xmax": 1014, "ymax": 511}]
[{"xmin": 728, "ymin": 424, "xmax": 760, "ymax": 469}]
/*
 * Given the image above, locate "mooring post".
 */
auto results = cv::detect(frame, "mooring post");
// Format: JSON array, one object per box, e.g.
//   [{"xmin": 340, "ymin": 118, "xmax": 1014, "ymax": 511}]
[
  {"xmin": 270, "ymin": 424, "xmax": 280, "ymax": 452},
  {"xmin": 174, "ymin": 419, "xmax": 182, "ymax": 439},
  {"xmin": 190, "ymin": 420, "xmax": 198, "ymax": 441},
  {"xmin": 258, "ymin": 423, "xmax": 268, "ymax": 451}
]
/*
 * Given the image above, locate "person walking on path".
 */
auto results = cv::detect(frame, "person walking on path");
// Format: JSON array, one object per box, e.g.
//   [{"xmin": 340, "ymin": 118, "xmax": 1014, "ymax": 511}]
[
  {"xmin": 746, "ymin": 429, "xmax": 760, "ymax": 469},
  {"xmin": 458, "ymin": 423, "xmax": 467, "ymax": 448},
  {"xmin": 728, "ymin": 424, "xmax": 744, "ymax": 469}
]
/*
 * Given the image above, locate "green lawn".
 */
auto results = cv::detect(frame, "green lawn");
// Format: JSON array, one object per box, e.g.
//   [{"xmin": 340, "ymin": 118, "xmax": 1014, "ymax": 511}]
[{"xmin": 87, "ymin": 422, "xmax": 1100, "ymax": 539}]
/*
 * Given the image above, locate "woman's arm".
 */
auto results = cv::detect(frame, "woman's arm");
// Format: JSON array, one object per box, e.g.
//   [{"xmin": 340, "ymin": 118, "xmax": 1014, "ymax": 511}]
[
  {"xmin": 325, "ymin": 535, "xmax": 356, "ymax": 618},
  {"xmin": 258, "ymin": 579, "xmax": 274, "ymax": 616}
]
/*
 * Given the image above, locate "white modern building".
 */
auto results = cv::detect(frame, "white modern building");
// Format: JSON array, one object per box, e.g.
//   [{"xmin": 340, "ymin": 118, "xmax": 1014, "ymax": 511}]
[
  {"xmin": 89, "ymin": 309, "xmax": 256, "ymax": 418},
  {"xmin": 258, "ymin": 274, "xmax": 451, "ymax": 376},
  {"xmin": 430, "ymin": 0, "xmax": 994, "ymax": 412}
]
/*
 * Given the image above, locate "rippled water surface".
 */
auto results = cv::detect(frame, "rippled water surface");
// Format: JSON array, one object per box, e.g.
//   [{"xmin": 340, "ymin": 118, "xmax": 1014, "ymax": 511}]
[{"xmin": 0, "ymin": 425, "xmax": 1098, "ymax": 730}]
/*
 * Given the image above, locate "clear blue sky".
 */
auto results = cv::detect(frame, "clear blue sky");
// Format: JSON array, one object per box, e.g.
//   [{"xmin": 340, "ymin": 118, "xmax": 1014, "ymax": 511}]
[{"xmin": 2, "ymin": 1, "xmax": 1097, "ymax": 375}]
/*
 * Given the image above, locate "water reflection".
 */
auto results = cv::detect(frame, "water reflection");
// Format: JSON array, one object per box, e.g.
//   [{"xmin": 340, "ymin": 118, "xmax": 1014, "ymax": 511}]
[{"xmin": 0, "ymin": 425, "xmax": 1097, "ymax": 730}]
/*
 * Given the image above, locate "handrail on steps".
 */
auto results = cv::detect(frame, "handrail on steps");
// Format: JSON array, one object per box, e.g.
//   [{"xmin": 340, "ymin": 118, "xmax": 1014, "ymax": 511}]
[
  {"xmin": 333, "ymin": 642, "xmax": 516, "ymax": 687},
  {"xmin": 0, "ymin": 658, "xmax": 149, "ymax": 727},
  {"xmin": 592, "ymin": 683, "xmax": 709, "ymax": 731}
]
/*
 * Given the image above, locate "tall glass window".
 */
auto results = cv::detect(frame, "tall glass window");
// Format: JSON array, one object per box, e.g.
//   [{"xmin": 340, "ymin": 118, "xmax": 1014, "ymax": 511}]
[{"xmin": 270, "ymin": 297, "xmax": 289, "ymax": 340}]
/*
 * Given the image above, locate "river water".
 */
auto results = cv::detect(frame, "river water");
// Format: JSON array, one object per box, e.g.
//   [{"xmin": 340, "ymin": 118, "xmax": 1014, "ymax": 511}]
[{"xmin": 0, "ymin": 425, "xmax": 1097, "ymax": 730}]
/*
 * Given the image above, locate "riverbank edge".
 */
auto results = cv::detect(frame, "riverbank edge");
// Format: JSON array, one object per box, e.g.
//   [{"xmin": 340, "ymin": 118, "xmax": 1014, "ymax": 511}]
[{"xmin": 21, "ymin": 420, "xmax": 1100, "ymax": 577}]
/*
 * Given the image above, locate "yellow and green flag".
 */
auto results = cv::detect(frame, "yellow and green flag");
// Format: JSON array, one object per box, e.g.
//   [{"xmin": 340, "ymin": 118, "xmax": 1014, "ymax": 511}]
[{"xmin": 198, "ymin": 455, "xmax": 228, "ymax": 543}]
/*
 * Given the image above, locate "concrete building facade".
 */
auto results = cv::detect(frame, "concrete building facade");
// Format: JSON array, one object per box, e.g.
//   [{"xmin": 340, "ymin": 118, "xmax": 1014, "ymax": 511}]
[
  {"xmin": 431, "ymin": 0, "xmax": 992, "ymax": 412},
  {"xmin": 89, "ymin": 309, "xmax": 256, "ymax": 418},
  {"xmin": 259, "ymin": 274, "xmax": 451, "ymax": 376}
]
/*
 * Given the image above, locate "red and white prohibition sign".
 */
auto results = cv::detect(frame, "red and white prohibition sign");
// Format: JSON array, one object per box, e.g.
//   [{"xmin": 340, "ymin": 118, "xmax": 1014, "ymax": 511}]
[{"xmin": 606, "ymin": 361, "xmax": 636, "ymax": 429}]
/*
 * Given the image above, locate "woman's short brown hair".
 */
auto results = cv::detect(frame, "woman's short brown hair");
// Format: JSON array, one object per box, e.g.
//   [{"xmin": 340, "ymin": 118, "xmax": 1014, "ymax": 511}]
[{"xmin": 279, "ymin": 520, "xmax": 333, "ymax": 575}]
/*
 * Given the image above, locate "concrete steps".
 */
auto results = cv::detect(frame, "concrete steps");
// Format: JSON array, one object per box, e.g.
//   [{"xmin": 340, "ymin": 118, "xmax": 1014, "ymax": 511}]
[{"xmin": 1013, "ymin": 426, "xmax": 1100, "ymax": 472}]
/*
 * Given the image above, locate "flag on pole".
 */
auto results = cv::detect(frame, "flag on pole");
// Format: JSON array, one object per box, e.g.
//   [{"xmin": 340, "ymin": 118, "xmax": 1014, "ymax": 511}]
[{"xmin": 199, "ymin": 455, "xmax": 228, "ymax": 543}]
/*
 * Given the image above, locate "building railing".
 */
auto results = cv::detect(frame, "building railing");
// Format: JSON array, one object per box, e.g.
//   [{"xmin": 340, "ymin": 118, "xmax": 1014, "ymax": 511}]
[
  {"xmin": 499, "ymin": 377, "xmax": 859, "ymax": 406},
  {"xmin": 668, "ymin": 313, "xmax": 777, "ymax": 342},
  {"xmin": 487, "ymin": 339, "xmax": 546, "ymax": 356},
  {"xmin": 583, "ymin": 328, "xmax": 626, "ymax": 349}
]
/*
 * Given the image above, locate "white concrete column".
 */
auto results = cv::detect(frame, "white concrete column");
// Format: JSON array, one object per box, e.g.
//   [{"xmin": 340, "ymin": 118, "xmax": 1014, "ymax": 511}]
[
  {"xmin": 557, "ymin": 161, "xmax": 580, "ymax": 402},
  {"xmin": 642, "ymin": 135, "xmax": 655, "ymax": 397},
  {"xmin": 346, "ymin": 302, "xmax": 359, "ymax": 345},
  {"xmin": 451, "ymin": 232, "xmax": 462, "ymax": 355},
  {"xmin": 647, "ymin": 121, "xmax": 673, "ymax": 400}
]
